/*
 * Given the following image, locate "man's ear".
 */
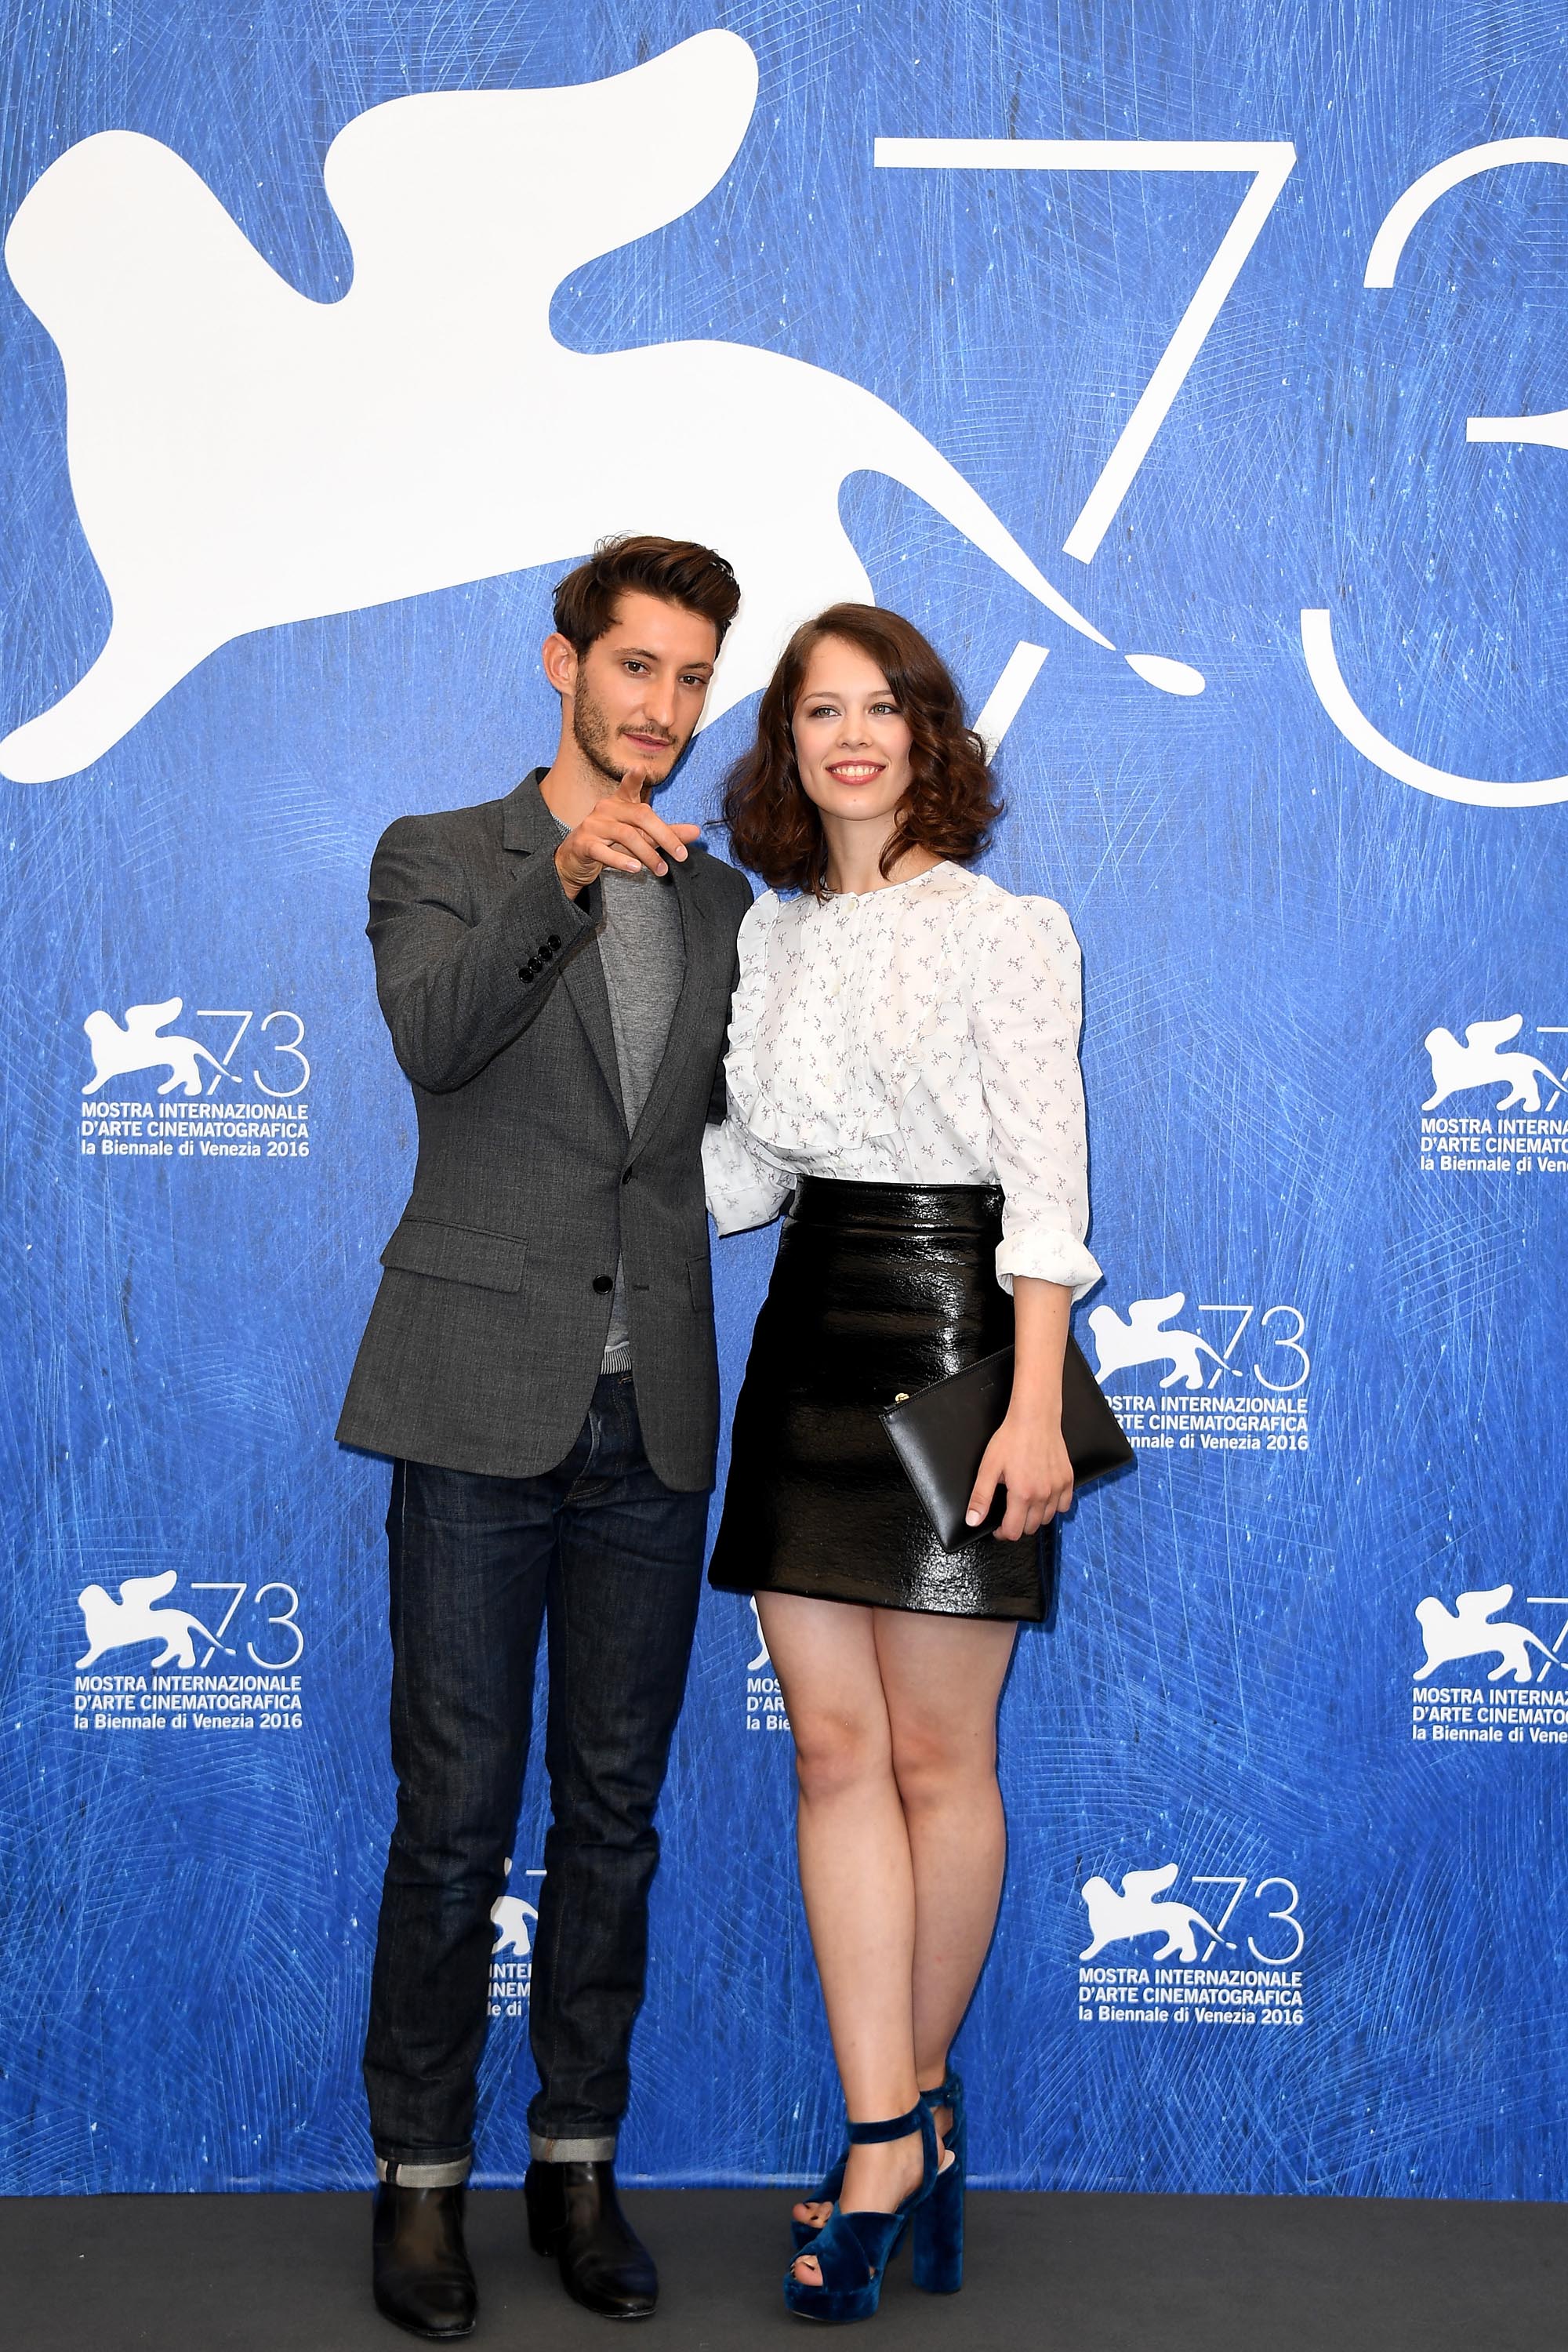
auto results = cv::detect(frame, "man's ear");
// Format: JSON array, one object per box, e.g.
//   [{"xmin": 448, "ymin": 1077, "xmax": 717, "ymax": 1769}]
[{"xmin": 541, "ymin": 631, "xmax": 579, "ymax": 699}]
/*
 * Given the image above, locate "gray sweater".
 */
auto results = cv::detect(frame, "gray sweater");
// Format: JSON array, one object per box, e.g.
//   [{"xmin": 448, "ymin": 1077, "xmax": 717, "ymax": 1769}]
[{"xmin": 557, "ymin": 822, "xmax": 686, "ymax": 1371}]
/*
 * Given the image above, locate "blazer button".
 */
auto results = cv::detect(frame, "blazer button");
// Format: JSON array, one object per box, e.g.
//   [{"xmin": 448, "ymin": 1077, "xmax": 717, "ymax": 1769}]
[
  {"xmin": 547, "ymin": 933, "xmax": 561, "ymax": 949},
  {"xmin": 621, "ymin": 1166, "xmax": 636, "ymax": 1185},
  {"xmin": 593, "ymin": 1274, "xmax": 614, "ymax": 1293}
]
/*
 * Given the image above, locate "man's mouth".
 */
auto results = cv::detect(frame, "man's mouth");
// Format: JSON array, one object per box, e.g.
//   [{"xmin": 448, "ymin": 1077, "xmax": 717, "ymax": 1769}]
[
  {"xmin": 825, "ymin": 761, "xmax": 884, "ymax": 783},
  {"xmin": 623, "ymin": 730, "xmax": 675, "ymax": 755}
]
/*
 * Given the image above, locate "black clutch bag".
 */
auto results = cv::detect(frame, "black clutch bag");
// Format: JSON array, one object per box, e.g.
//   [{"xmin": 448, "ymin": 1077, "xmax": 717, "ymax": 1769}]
[{"xmin": 880, "ymin": 1335, "xmax": 1134, "ymax": 1552}]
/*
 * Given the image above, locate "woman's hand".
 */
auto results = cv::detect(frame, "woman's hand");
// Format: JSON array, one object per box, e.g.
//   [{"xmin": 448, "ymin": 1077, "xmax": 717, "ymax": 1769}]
[
  {"xmin": 965, "ymin": 1273, "xmax": 1076, "ymax": 1541},
  {"xmin": 966, "ymin": 1403, "xmax": 1073, "ymax": 1541}
]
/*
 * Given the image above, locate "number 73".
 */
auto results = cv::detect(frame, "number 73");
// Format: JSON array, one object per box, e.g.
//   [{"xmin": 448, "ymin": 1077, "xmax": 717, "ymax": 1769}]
[
  {"xmin": 874, "ymin": 138, "xmax": 1297, "ymax": 562},
  {"xmin": 1192, "ymin": 1875, "xmax": 1305, "ymax": 1965},
  {"xmin": 190, "ymin": 1582, "xmax": 303, "ymax": 1669}
]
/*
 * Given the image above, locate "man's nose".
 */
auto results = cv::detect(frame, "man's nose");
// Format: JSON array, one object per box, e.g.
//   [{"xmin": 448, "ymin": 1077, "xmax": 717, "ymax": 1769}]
[{"xmin": 642, "ymin": 675, "xmax": 680, "ymax": 731}]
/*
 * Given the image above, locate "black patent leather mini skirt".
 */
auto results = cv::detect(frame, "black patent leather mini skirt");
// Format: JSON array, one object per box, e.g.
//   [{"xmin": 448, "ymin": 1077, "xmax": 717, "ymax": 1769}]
[{"xmin": 708, "ymin": 1177, "xmax": 1051, "ymax": 1621}]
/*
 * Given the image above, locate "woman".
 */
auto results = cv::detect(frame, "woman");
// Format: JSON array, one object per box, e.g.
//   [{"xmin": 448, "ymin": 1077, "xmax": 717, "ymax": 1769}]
[{"xmin": 703, "ymin": 604, "xmax": 1101, "ymax": 2323}]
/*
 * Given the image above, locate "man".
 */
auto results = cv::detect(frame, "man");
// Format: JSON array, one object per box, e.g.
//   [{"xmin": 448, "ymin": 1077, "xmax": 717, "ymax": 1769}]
[{"xmin": 338, "ymin": 535, "xmax": 750, "ymax": 2338}]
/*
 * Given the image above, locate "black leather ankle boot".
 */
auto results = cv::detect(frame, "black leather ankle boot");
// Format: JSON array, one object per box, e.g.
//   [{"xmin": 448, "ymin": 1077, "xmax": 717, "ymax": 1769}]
[
  {"xmin": 524, "ymin": 2158, "xmax": 657, "ymax": 2318},
  {"xmin": 372, "ymin": 2182, "xmax": 477, "ymax": 2340}
]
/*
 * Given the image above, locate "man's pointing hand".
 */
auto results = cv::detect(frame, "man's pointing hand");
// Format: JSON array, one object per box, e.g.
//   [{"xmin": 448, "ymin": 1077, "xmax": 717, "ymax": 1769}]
[{"xmin": 554, "ymin": 765, "xmax": 702, "ymax": 899}]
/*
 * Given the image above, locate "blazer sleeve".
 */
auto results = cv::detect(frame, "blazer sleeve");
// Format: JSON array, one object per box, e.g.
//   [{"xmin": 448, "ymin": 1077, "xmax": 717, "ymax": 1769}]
[
  {"xmin": 367, "ymin": 816, "xmax": 601, "ymax": 1093},
  {"xmin": 706, "ymin": 858, "xmax": 757, "ymax": 1126}
]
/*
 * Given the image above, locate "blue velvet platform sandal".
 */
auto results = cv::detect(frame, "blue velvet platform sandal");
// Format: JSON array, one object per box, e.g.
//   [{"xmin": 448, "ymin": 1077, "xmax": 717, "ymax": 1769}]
[
  {"xmin": 782, "ymin": 2101, "xmax": 952, "ymax": 2324},
  {"xmin": 792, "ymin": 2071, "xmax": 964, "ymax": 2258}
]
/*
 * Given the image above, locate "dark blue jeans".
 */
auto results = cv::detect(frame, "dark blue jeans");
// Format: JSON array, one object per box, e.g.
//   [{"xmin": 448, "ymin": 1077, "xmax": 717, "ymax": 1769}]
[{"xmin": 363, "ymin": 1373, "xmax": 707, "ymax": 2180}]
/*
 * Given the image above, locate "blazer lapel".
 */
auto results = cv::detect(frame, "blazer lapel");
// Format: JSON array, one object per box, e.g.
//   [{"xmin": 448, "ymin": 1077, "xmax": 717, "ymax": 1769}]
[
  {"xmin": 502, "ymin": 771, "xmax": 626, "ymax": 1130},
  {"xmin": 561, "ymin": 930, "xmax": 628, "ymax": 1132}
]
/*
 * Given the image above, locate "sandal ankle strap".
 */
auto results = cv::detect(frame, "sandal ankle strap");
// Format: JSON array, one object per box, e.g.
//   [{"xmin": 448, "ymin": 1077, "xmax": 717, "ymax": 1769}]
[{"xmin": 845, "ymin": 2103, "xmax": 925, "ymax": 2145}]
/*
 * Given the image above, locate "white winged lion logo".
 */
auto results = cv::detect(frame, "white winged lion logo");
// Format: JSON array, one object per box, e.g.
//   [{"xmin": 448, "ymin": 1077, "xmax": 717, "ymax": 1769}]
[
  {"xmin": 82, "ymin": 999, "xmax": 229, "ymax": 1097},
  {"xmin": 490, "ymin": 1858, "xmax": 539, "ymax": 1958},
  {"xmin": 76, "ymin": 1571, "xmax": 232, "ymax": 1669},
  {"xmin": 1, "ymin": 31, "xmax": 1198, "ymax": 782},
  {"xmin": 1087, "ymin": 1294, "xmax": 1228, "ymax": 1392},
  {"xmin": 1414, "ymin": 1586, "xmax": 1562, "ymax": 1686},
  {"xmin": 1421, "ymin": 1017, "xmax": 1563, "ymax": 1114},
  {"xmin": 1079, "ymin": 1864, "xmax": 1233, "ymax": 1963}
]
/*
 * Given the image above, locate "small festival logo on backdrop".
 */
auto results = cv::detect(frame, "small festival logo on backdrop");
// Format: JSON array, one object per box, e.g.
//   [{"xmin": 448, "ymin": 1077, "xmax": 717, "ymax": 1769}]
[
  {"xmin": 488, "ymin": 1860, "xmax": 545, "ymax": 2021},
  {"xmin": 742, "ymin": 1598, "xmax": 789, "ymax": 1739},
  {"xmin": 1088, "ymin": 1290, "xmax": 1311, "ymax": 1454},
  {"xmin": 1417, "ymin": 1015, "xmax": 1568, "ymax": 1176},
  {"xmin": 1076, "ymin": 1859, "xmax": 1305, "ymax": 2030},
  {"xmin": 78, "ymin": 998, "xmax": 310, "ymax": 1162},
  {"xmin": 1410, "ymin": 1584, "xmax": 1568, "ymax": 1749},
  {"xmin": 71, "ymin": 1570, "xmax": 304, "ymax": 1735}
]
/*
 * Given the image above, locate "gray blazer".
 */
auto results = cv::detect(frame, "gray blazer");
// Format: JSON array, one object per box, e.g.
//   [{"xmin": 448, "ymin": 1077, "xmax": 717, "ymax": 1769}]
[{"xmin": 337, "ymin": 770, "xmax": 753, "ymax": 1489}]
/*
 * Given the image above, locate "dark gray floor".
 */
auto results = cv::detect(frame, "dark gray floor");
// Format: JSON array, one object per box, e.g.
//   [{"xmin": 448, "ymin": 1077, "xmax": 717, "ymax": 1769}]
[{"xmin": 5, "ymin": 2185, "xmax": 1564, "ymax": 2351}]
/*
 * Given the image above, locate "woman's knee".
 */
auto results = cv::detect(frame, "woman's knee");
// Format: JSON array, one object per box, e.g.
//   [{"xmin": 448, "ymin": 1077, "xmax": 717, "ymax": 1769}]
[
  {"xmin": 889, "ymin": 1716, "xmax": 997, "ymax": 1811},
  {"xmin": 790, "ymin": 1705, "xmax": 892, "ymax": 1803}
]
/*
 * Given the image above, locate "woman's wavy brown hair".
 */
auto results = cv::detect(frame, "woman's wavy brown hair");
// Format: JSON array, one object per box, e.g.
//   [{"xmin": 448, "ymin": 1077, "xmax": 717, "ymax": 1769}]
[{"xmin": 719, "ymin": 604, "xmax": 1001, "ymax": 894}]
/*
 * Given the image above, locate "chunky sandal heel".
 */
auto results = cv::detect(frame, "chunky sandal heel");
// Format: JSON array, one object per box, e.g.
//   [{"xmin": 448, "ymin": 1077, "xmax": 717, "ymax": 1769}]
[
  {"xmin": 783, "ymin": 2102, "xmax": 940, "ymax": 2325},
  {"xmin": 911, "ymin": 2071, "xmax": 964, "ymax": 2295}
]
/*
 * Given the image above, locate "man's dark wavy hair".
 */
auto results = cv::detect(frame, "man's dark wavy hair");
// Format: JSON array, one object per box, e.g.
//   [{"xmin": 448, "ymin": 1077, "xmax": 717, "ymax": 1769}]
[
  {"xmin": 552, "ymin": 534, "xmax": 740, "ymax": 655},
  {"xmin": 720, "ymin": 604, "xmax": 1001, "ymax": 895}
]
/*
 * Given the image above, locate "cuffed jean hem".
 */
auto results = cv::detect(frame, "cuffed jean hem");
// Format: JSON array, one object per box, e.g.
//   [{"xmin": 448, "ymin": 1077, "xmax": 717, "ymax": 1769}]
[
  {"xmin": 529, "ymin": 2132, "xmax": 617, "ymax": 2163},
  {"xmin": 376, "ymin": 2151, "xmax": 472, "ymax": 2187}
]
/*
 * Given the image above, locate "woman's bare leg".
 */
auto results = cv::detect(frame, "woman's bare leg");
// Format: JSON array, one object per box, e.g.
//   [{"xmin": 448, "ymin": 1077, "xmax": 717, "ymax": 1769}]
[
  {"xmin": 875, "ymin": 1609, "xmax": 1018, "ymax": 2118},
  {"xmin": 758, "ymin": 1592, "xmax": 927, "ymax": 2284},
  {"xmin": 762, "ymin": 1594, "xmax": 1014, "ymax": 2283}
]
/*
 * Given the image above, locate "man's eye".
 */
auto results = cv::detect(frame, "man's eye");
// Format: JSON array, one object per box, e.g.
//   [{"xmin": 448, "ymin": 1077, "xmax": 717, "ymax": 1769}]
[{"xmin": 624, "ymin": 660, "xmax": 648, "ymax": 675}]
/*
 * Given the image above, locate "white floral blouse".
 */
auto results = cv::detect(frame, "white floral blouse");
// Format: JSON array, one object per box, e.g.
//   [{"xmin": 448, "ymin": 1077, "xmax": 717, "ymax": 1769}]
[{"xmin": 702, "ymin": 859, "xmax": 1102, "ymax": 1298}]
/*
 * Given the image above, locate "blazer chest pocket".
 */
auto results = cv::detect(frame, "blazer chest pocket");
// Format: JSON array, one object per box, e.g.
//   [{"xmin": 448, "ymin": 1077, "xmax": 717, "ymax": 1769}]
[{"xmin": 380, "ymin": 1218, "xmax": 528, "ymax": 1294}]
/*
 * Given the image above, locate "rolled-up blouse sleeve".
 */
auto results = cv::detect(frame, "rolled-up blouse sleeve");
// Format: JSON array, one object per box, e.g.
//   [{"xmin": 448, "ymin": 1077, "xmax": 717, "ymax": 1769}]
[
  {"xmin": 968, "ymin": 893, "xmax": 1102, "ymax": 1299},
  {"xmin": 703, "ymin": 894, "xmax": 793, "ymax": 1236}
]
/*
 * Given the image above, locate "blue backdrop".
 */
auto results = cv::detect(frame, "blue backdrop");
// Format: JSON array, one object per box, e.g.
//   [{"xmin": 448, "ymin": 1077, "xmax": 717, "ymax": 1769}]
[{"xmin": 2, "ymin": 0, "xmax": 1565, "ymax": 2198}]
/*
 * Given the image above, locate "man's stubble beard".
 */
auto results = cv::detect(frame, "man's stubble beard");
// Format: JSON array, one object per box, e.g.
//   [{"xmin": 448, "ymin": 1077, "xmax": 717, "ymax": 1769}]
[{"xmin": 571, "ymin": 675, "xmax": 676, "ymax": 790}]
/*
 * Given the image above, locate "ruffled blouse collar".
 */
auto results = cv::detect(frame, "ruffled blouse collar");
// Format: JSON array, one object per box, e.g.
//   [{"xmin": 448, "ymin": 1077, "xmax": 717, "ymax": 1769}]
[
  {"xmin": 735, "ymin": 861, "xmax": 979, "ymax": 1156},
  {"xmin": 808, "ymin": 858, "xmax": 964, "ymax": 909}
]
